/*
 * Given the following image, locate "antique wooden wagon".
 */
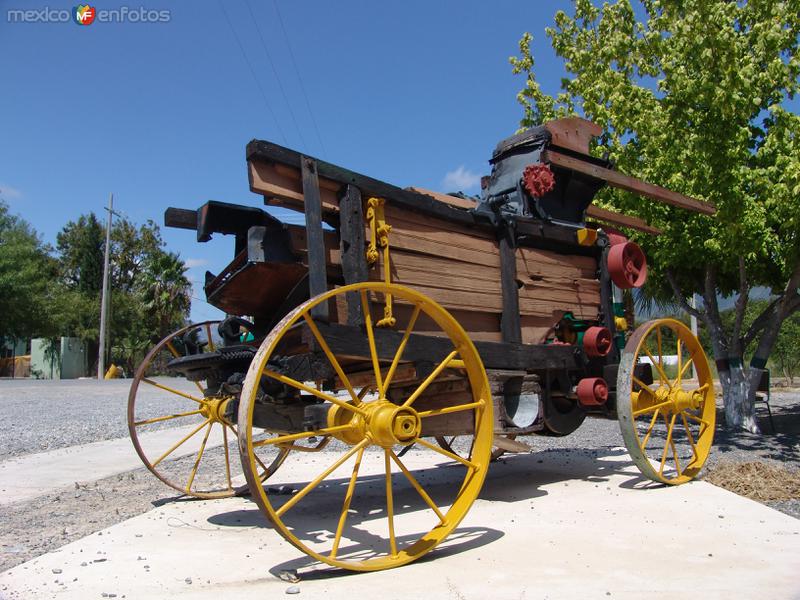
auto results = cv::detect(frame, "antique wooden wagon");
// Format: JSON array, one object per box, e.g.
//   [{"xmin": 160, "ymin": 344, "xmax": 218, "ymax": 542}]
[{"xmin": 128, "ymin": 118, "xmax": 717, "ymax": 571}]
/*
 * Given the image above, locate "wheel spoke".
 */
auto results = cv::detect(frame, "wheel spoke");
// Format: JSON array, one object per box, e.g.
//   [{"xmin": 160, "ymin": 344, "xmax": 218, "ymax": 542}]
[
  {"xmin": 402, "ymin": 350, "xmax": 459, "ymax": 408},
  {"xmin": 134, "ymin": 408, "xmax": 202, "ymax": 426},
  {"xmin": 389, "ymin": 450, "xmax": 445, "ymax": 523},
  {"xmin": 151, "ymin": 419, "xmax": 210, "ymax": 467},
  {"xmin": 415, "ymin": 437, "xmax": 478, "ymax": 470},
  {"xmin": 360, "ymin": 290, "xmax": 384, "ymax": 396},
  {"xmin": 675, "ymin": 339, "xmax": 683, "ymax": 385},
  {"xmin": 186, "ymin": 422, "xmax": 213, "ymax": 493},
  {"xmin": 656, "ymin": 326, "xmax": 664, "ymax": 378},
  {"xmin": 383, "ymin": 304, "xmax": 422, "ymax": 391},
  {"xmin": 303, "ymin": 313, "xmax": 360, "ymax": 406},
  {"xmin": 275, "ymin": 440, "xmax": 369, "ymax": 518},
  {"xmin": 385, "ymin": 450, "xmax": 397, "ymax": 557},
  {"xmin": 639, "ymin": 408, "xmax": 660, "ymax": 449},
  {"xmin": 670, "ymin": 436, "xmax": 682, "ymax": 476},
  {"xmin": 222, "ymin": 422, "xmax": 233, "ymax": 491},
  {"xmin": 253, "ymin": 424, "xmax": 355, "ymax": 448},
  {"xmin": 684, "ymin": 412, "xmax": 712, "ymax": 431},
  {"xmin": 164, "ymin": 340, "xmax": 205, "ymax": 393},
  {"xmin": 680, "ymin": 412, "xmax": 699, "ymax": 461},
  {"xmin": 142, "ymin": 378, "xmax": 205, "ymax": 404},
  {"xmin": 417, "ymin": 399, "xmax": 484, "ymax": 419},
  {"xmin": 632, "ymin": 399, "xmax": 673, "ymax": 418},
  {"xmin": 330, "ymin": 447, "xmax": 364, "ymax": 559},
  {"xmin": 658, "ymin": 414, "xmax": 678, "ymax": 475},
  {"xmin": 262, "ymin": 368, "xmax": 366, "ymax": 415},
  {"xmin": 643, "ymin": 347, "xmax": 670, "ymax": 388},
  {"xmin": 673, "ymin": 356, "xmax": 695, "ymax": 388}
]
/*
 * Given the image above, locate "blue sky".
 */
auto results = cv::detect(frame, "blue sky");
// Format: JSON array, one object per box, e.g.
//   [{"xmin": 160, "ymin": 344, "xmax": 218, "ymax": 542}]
[{"xmin": 0, "ymin": 0, "xmax": 573, "ymax": 320}]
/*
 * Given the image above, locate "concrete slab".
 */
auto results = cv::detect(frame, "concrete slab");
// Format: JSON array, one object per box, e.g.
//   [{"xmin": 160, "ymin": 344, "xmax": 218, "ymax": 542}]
[
  {"xmin": 2, "ymin": 448, "xmax": 798, "ymax": 599},
  {"xmin": 0, "ymin": 425, "xmax": 226, "ymax": 505}
]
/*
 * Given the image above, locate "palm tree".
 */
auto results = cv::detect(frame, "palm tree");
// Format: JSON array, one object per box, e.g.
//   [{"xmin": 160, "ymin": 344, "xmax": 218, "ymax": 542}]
[{"xmin": 139, "ymin": 251, "xmax": 191, "ymax": 342}]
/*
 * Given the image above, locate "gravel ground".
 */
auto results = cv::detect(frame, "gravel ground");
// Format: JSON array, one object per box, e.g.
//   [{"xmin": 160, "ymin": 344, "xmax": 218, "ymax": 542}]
[
  {"xmin": 0, "ymin": 379, "xmax": 798, "ymax": 573},
  {"xmin": 0, "ymin": 378, "xmax": 200, "ymax": 461}
]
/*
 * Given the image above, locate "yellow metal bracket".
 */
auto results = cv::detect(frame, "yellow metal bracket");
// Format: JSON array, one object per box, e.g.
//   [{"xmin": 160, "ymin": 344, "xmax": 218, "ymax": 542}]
[{"xmin": 365, "ymin": 197, "xmax": 396, "ymax": 327}]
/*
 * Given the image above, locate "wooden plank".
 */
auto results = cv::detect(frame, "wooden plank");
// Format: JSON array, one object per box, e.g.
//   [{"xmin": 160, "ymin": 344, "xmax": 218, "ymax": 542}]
[
  {"xmin": 543, "ymin": 150, "xmax": 716, "ymax": 215},
  {"xmin": 339, "ymin": 184, "xmax": 368, "ymax": 325},
  {"xmin": 247, "ymin": 140, "xmax": 480, "ymax": 226},
  {"xmin": 164, "ymin": 207, "xmax": 197, "ymax": 230},
  {"xmin": 301, "ymin": 156, "xmax": 328, "ymax": 319},
  {"xmin": 405, "ymin": 187, "xmax": 478, "ymax": 210},
  {"xmin": 585, "ymin": 205, "xmax": 662, "ymax": 235},
  {"xmin": 249, "ymin": 161, "xmax": 340, "ymax": 213},
  {"xmin": 544, "ymin": 117, "xmax": 602, "ymax": 154},
  {"xmin": 499, "ymin": 228, "xmax": 522, "ymax": 343}
]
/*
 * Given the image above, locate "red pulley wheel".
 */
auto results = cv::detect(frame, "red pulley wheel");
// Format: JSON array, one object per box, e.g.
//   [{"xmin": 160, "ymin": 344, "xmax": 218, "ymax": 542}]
[
  {"xmin": 583, "ymin": 326, "xmax": 612, "ymax": 357},
  {"xmin": 577, "ymin": 377, "xmax": 609, "ymax": 407},
  {"xmin": 607, "ymin": 241, "xmax": 647, "ymax": 289}
]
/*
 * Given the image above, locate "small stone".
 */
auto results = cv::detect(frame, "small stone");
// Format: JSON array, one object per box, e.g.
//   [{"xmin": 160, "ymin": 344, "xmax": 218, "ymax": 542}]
[
  {"xmin": 286, "ymin": 585, "xmax": 300, "ymax": 595},
  {"xmin": 718, "ymin": 515, "xmax": 725, "ymax": 519},
  {"xmin": 52, "ymin": 569, "xmax": 62, "ymax": 574},
  {"xmin": 94, "ymin": 558, "xmax": 107, "ymax": 563},
  {"xmin": 278, "ymin": 570, "xmax": 300, "ymax": 583},
  {"xmin": 80, "ymin": 562, "xmax": 87, "ymax": 567},
  {"xmin": 185, "ymin": 578, "xmax": 192, "ymax": 585}
]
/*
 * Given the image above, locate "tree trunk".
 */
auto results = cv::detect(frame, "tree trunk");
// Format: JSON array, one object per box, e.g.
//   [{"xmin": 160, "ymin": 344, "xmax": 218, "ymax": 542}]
[
  {"xmin": 701, "ymin": 266, "xmax": 760, "ymax": 432},
  {"xmin": 721, "ymin": 365, "xmax": 759, "ymax": 433}
]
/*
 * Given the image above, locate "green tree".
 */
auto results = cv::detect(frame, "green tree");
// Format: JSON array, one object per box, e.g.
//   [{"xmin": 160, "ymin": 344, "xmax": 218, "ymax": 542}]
[
  {"xmin": 0, "ymin": 201, "xmax": 60, "ymax": 341},
  {"xmin": 56, "ymin": 213, "xmax": 104, "ymax": 293},
  {"xmin": 769, "ymin": 311, "xmax": 800, "ymax": 384},
  {"xmin": 511, "ymin": 0, "xmax": 800, "ymax": 431},
  {"xmin": 54, "ymin": 214, "xmax": 191, "ymax": 373},
  {"xmin": 139, "ymin": 250, "xmax": 191, "ymax": 343}
]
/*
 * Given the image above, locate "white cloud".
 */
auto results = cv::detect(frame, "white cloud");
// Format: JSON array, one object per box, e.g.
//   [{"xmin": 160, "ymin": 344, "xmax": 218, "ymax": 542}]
[
  {"xmin": 442, "ymin": 166, "xmax": 481, "ymax": 192},
  {"xmin": 184, "ymin": 258, "xmax": 209, "ymax": 269},
  {"xmin": 0, "ymin": 183, "xmax": 22, "ymax": 200}
]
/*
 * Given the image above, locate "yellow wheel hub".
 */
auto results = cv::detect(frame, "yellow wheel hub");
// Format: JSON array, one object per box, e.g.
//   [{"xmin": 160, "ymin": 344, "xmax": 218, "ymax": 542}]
[
  {"xmin": 199, "ymin": 395, "xmax": 233, "ymax": 425},
  {"xmin": 618, "ymin": 318, "xmax": 716, "ymax": 485},
  {"xmin": 238, "ymin": 282, "xmax": 493, "ymax": 571}
]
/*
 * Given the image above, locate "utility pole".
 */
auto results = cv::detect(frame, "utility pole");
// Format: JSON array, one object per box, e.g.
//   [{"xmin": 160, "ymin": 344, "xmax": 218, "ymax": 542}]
[{"xmin": 98, "ymin": 193, "xmax": 119, "ymax": 380}]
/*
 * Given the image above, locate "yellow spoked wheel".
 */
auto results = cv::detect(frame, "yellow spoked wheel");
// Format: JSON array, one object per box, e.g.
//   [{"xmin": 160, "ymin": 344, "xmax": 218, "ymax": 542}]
[
  {"xmin": 617, "ymin": 319, "xmax": 716, "ymax": 485},
  {"xmin": 238, "ymin": 282, "xmax": 493, "ymax": 571},
  {"xmin": 128, "ymin": 321, "xmax": 289, "ymax": 498}
]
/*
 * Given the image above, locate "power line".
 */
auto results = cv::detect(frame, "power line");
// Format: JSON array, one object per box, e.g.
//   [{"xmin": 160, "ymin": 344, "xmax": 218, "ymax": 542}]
[
  {"xmin": 272, "ymin": 0, "xmax": 328, "ymax": 157},
  {"xmin": 217, "ymin": 0, "xmax": 288, "ymax": 145},
  {"xmin": 244, "ymin": 0, "xmax": 307, "ymax": 150}
]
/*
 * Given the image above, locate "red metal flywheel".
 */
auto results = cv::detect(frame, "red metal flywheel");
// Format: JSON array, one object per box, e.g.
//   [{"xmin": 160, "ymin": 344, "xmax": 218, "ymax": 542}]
[
  {"xmin": 576, "ymin": 377, "xmax": 609, "ymax": 407},
  {"xmin": 607, "ymin": 241, "xmax": 648, "ymax": 289}
]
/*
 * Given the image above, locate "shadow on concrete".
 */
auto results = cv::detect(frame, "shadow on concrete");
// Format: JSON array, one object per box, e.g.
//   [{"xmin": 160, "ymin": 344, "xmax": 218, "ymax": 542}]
[
  {"xmin": 200, "ymin": 445, "xmax": 659, "ymax": 579},
  {"xmin": 264, "ymin": 525, "xmax": 505, "ymax": 580}
]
